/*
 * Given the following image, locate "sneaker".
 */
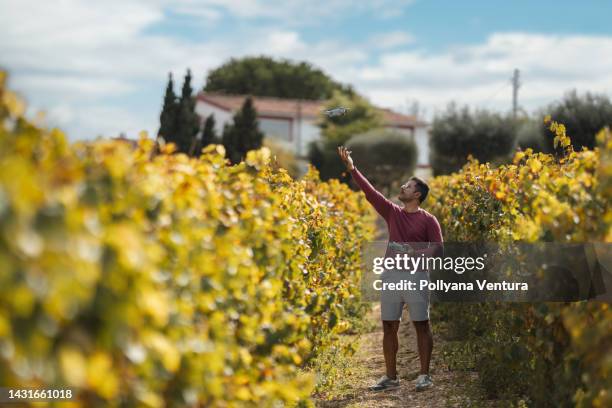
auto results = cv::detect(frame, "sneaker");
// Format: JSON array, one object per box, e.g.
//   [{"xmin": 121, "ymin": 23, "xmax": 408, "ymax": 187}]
[
  {"xmin": 369, "ymin": 375, "xmax": 400, "ymax": 392},
  {"xmin": 415, "ymin": 374, "xmax": 433, "ymax": 391}
]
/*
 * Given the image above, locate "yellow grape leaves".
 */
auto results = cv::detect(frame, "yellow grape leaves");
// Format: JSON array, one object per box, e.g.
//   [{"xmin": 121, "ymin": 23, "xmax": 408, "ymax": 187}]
[{"xmin": 0, "ymin": 71, "xmax": 377, "ymax": 406}]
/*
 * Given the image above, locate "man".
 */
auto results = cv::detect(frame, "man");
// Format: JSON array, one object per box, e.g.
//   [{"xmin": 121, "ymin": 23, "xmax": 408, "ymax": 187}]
[{"xmin": 337, "ymin": 146, "xmax": 443, "ymax": 392}]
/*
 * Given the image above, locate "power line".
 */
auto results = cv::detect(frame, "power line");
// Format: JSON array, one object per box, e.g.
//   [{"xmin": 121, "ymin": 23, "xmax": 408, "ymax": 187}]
[{"xmin": 481, "ymin": 82, "xmax": 511, "ymax": 108}]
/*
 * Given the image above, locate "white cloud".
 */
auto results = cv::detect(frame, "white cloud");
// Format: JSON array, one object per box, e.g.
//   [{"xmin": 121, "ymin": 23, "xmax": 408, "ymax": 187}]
[
  {"xmin": 46, "ymin": 105, "xmax": 75, "ymax": 126},
  {"xmin": 172, "ymin": 0, "xmax": 415, "ymax": 23},
  {"xmin": 347, "ymin": 32, "xmax": 612, "ymax": 118},
  {"xmin": 0, "ymin": 0, "xmax": 417, "ymax": 139},
  {"xmin": 0, "ymin": 0, "xmax": 236, "ymax": 138},
  {"xmin": 0, "ymin": 1, "xmax": 161, "ymax": 49},
  {"xmin": 264, "ymin": 31, "xmax": 306, "ymax": 54},
  {"xmin": 1, "ymin": 0, "xmax": 611, "ymax": 139},
  {"xmin": 13, "ymin": 75, "xmax": 134, "ymax": 99},
  {"xmin": 74, "ymin": 106, "xmax": 152, "ymax": 138},
  {"xmin": 249, "ymin": 29, "xmax": 368, "ymax": 72},
  {"xmin": 64, "ymin": 106, "xmax": 154, "ymax": 141}
]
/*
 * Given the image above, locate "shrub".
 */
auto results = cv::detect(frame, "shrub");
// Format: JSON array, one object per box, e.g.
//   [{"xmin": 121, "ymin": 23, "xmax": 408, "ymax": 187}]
[
  {"xmin": 426, "ymin": 115, "xmax": 611, "ymax": 407},
  {"xmin": 346, "ymin": 128, "xmax": 418, "ymax": 196},
  {"xmin": 539, "ymin": 90, "xmax": 612, "ymax": 152},
  {"xmin": 430, "ymin": 103, "xmax": 517, "ymax": 175},
  {"xmin": 516, "ymin": 117, "xmax": 546, "ymax": 153}
]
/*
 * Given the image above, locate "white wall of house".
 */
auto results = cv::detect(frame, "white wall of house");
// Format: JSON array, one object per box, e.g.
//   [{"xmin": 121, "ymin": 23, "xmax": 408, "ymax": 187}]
[
  {"xmin": 259, "ymin": 118, "xmax": 291, "ymax": 141},
  {"xmin": 414, "ymin": 126, "xmax": 430, "ymax": 167},
  {"xmin": 259, "ymin": 118, "xmax": 294, "ymax": 151},
  {"xmin": 195, "ymin": 101, "xmax": 232, "ymax": 136},
  {"xmin": 260, "ymin": 116, "xmax": 320, "ymax": 157},
  {"xmin": 294, "ymin": 119, "xmax": 319, "ymax": 158}
]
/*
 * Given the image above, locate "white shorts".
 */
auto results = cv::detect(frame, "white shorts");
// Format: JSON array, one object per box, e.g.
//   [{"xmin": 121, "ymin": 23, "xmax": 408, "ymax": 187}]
[{"xmin": 379, "ymin": 269, "xmax": 430, "ymax": 322}]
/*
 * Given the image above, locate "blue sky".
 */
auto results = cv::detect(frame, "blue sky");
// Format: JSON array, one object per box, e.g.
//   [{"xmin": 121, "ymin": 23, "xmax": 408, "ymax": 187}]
[{"xmin": 1, "ymin": 0, "xmax": 611, "ymax": 141}]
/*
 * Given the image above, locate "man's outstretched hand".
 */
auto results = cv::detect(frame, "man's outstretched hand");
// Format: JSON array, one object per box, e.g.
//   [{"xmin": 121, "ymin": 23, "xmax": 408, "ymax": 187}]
[{"xmin": 337, "ymin": 146, "xmax": 355, "ymax": 171}]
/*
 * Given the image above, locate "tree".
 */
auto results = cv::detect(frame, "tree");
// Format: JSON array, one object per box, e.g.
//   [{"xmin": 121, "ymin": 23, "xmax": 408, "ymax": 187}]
[
  {"xmin": 158, "ymin": 72, "xmax": 177, "ymax": 143},
  {"xmin": 540, "ymin": 90, "xmax": 612, "ymax": 152},
  {"xmin": 173, "ymin": 69, "xmax": 200, "ymax": 155},
  {"xmin": 430, "ymin": 103, "xmax": 517, "ymax": 175},
  {"xmin": 307, "ymin": 90, "xmax": 383, "ymax": 181},
  {"xmin": 516, "ymin": 116, "xmax": 545, "ymax": 152},
  {"xmin": 222, "ymin": 97, "xmax": 264, "ymax": 164},
  {"xmin": 346, "ymin": 129, "xmax": 417, "ymax": 196},
  {"xmin": 190, "ymin": 114, "xmax": 218, "ymax": 157},
  {"xmin": 201, "ymin": 114, "xmax": 218, "ymax": 146},
  {"xmin": 204, "ymin": 55, "xmax": 352, "ymax": 100},
  {"xmin": 319, "ymin": 90, "xmax": 384, "ymax": 144},
  {"xmin": 157, "ymin": 70, "xmax": 201, "ymax": 155}
]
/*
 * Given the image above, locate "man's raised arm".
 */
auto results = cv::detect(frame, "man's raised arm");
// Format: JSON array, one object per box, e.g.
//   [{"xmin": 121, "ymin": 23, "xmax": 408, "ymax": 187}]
[{"xmin": 337, "ymin": 146, "xmax": 394, "ymax": 220}]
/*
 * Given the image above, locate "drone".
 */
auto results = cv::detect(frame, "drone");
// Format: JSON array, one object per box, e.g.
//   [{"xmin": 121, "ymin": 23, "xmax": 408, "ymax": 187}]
[{"xmin": 324, "ymin": 106, "xmax": 350, "ymax": 117}]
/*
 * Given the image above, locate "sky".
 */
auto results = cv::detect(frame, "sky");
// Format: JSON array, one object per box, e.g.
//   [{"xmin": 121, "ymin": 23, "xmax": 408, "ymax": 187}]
[{"xmin": 1, "ymin": 0, "xmax": 611, "ymax": 141}]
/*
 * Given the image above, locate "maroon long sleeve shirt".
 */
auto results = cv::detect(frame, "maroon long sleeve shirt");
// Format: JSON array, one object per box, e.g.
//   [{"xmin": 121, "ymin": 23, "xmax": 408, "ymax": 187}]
[{"xmin": 350, "ymin": 166, "xmax": 443, "ymax": 246}]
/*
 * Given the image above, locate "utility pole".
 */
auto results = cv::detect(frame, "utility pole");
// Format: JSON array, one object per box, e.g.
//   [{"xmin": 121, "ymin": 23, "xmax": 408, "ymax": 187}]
[{"xmin": 511, "ymin": 68, "xmax": 521, "ymax": 119}]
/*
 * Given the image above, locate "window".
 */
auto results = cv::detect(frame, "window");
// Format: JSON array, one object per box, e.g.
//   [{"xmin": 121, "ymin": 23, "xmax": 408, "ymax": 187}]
[{"xmin": 259, "ymin": 118, "xmax": 292, "ymax": 142}]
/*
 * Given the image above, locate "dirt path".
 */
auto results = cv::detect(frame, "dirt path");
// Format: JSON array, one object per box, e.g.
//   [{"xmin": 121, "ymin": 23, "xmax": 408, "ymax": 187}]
[
  {"xmin": 314, "ymin": 303, "xmax": 479, "ymax": 408},
  {"xmin": 312, "ymin": 218, "xmax": 487, "ymax": 407}
]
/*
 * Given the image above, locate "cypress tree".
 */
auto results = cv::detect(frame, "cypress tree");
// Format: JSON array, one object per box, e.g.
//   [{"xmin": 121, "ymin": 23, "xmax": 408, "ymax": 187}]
[
  {"xmin": 190, "ymin": 114, "xmax": 216, "ymax": 155},
  {"xmin": 222, "ymin": 96, "xmax": 264, "ymax": 164},
  {"xmin": 189, "ymin": 114, "xmax": 219, "ymax": 157},
  {"xmin": 201, "ymin": 114, "xmax": 217, "ymax": 146},
  {"xmin": 222, "ymin": 121, "xmax": 239, "ymax": 164},
  {"xmin": 175, "ymin": 69, "xmax": 200, "ymax": 154},
  {"xmin": 158, "ymin": 72, "xmax": 177, "ymax": 143}
]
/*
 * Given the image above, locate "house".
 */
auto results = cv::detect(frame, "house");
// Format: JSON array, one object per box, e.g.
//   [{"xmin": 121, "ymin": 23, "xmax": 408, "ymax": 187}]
[{"xmin": 195, "ymin": 92, "xmax": 431, "ymax": 170}]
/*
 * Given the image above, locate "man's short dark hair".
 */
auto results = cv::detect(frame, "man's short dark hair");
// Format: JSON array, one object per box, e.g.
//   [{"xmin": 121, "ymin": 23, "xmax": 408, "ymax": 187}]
[{"xmin": 409, "ymin": 176, "xmax": 429, "ymax": 203}]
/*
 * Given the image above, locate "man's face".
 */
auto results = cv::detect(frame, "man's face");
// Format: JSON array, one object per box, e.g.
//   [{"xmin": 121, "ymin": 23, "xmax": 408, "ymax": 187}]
[{"xmin": 398, "ymin": 180, "xmax": 420, "ymax": 202}]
